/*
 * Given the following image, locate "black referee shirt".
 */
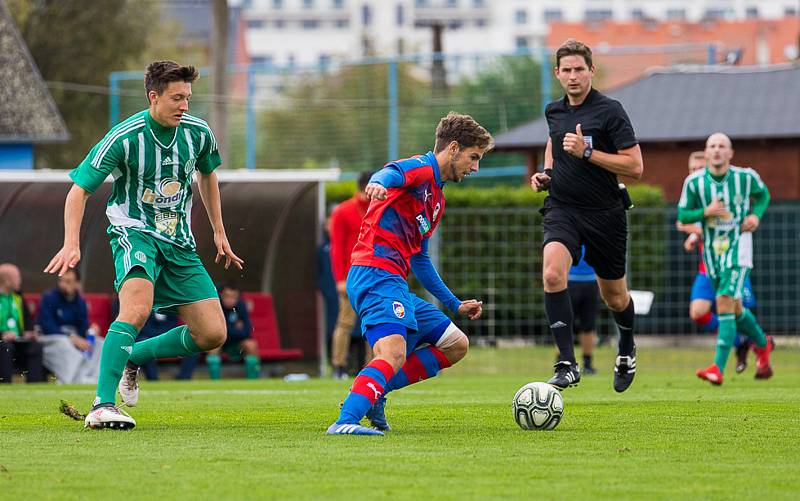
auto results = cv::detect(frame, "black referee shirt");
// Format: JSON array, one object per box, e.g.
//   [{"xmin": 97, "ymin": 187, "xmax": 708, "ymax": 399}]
[{"xmin": 545, "ymin": 88, "xmax": 638, "ymax": 210}]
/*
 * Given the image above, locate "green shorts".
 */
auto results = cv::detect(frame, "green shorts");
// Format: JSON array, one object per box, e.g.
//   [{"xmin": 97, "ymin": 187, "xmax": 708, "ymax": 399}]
[
  {"xmin": 712, "ymin": 266, "xmax": 750, "ymax": 300},
  {"xmin": 109, "ymin": 227, "xmax": 218, "ymax": 314}
]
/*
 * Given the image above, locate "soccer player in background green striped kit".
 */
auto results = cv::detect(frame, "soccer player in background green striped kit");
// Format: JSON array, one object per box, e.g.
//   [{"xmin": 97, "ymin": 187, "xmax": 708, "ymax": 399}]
[
  {"xmin": 678, "ymin": 132, "xmax": 774, "ymax": 385},
  {"xmin": 45, "ymin": 61, "xmax": 244, "ymax": 428}
]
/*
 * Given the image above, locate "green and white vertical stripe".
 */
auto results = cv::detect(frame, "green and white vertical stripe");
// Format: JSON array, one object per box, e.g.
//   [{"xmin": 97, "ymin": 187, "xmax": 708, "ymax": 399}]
[
  {"xmin": 678, "ymin": 166, "xmax": 767, "ymax": 278},
  {"xmin": 69, "ymin": 110, "xmax": 222, "ymax": 251}
]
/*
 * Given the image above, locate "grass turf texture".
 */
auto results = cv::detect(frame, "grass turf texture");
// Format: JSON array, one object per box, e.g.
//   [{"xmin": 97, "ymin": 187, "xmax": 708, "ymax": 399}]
[{"xmin": 1, "ymin": 346, "xmax": 798, "ymax": 500}]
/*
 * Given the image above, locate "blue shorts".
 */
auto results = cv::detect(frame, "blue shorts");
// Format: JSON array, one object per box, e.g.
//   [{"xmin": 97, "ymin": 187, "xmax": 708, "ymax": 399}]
[
  {"xmin": 690, "ymin": 273, "xmax": 756, "ymax": 309},
  {"xmin": 347, "ymin": 265, "xmax": 452, "ymax": 355}
]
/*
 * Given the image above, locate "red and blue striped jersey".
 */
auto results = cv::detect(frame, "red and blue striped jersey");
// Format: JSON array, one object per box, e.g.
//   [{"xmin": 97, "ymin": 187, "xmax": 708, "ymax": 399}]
[{"xmin": 350, "ymin": 151, "xmax": 445, "ymax": 279}]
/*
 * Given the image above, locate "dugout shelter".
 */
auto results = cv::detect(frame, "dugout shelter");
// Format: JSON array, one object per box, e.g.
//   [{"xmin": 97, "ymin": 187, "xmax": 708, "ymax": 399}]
[{"xmin": 0, "ymin": 169, "xmax": 338, "ymax": 373}]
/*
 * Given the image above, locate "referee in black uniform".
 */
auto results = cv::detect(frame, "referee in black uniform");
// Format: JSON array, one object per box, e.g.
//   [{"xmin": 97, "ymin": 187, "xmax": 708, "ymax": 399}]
[{"xmin": 531, "ymin": 39, "xmax": 643, "ymax": 392}]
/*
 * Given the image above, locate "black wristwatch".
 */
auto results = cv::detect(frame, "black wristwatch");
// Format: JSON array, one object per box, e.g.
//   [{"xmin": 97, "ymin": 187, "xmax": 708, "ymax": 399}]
[{"xmin": 582, "ymin": 147, "xmax": 593, "ymax": 160}]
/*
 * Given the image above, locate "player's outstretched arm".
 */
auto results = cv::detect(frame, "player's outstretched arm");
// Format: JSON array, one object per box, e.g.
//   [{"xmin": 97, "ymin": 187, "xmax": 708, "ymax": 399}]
[
  {"xmin": 44, "ymin": 184, "xmax": 91, "ymax": 276},
  {"xmin": 197, "ymin": 171, "xmax": 244, "ymax": 270},
  {"xmin": 410, "ymin": 239, "xmax": 462, "ymax": 312}
]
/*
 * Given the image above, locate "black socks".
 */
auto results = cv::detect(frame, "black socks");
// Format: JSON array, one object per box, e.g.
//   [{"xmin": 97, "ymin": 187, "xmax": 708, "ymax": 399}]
[
  {"xmin": 545, "ymin": 290, "xmax": 575, "ymax": 364},
  {"xmin": 613, "ymin": 297, "xmax": 635, "ymax": 356}
]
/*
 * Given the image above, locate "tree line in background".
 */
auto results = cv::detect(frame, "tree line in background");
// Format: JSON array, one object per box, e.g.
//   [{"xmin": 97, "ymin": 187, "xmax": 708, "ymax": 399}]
[
  {"xmin": 11, "ymin": 0, "xmax": 566, "ymax": 174},
  {"xmin": 7, "ymin": 0, "xmax": 192, "ymax": 170},
  {"xmin": 254, "ymin": 55, "xmax": 548, "ymax": 171}
]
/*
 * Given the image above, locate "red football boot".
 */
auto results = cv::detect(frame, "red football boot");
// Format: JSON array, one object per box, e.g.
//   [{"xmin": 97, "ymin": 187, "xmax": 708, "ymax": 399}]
[
  {"xmin": 696, "ymin": 364, "xmax": 723, "ymax": 385},
  {"xmin": 754, "ymin": 336, "xmax": 774, "ymax": 380}
]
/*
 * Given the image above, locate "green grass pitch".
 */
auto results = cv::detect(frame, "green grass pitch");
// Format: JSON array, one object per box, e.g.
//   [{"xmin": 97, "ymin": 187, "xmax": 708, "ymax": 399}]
[{"xmin": 1, "ymin": 346, "xmax": 798, "ymax": 500}]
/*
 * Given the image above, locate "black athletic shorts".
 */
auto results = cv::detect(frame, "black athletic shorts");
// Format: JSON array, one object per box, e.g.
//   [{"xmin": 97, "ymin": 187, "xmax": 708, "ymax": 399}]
[
  {"xmin": 540, "ymin": 199, "xmax": 628, "ymax": 280},
  {"xmin": 568, "ymin": 281, "xmax": 599, "ymax": 333}
]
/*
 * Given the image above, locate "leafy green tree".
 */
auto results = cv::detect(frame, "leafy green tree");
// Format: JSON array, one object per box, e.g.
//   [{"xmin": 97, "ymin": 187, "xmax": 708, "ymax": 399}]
[
  {"xmin": 256, "ymin": 62, "xmax": 432, "ymax": 170},
  {"xmin": 7, "ymin": 0, "xmax": 183, "ymax": 169},
  {"xmin": 256, "ymin": 54, "xmax": 548, "ymax": 171}
]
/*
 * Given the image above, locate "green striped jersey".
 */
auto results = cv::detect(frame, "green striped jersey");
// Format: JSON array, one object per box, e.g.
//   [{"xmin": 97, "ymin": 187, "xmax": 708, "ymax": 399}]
[
  {"xmin": 70, "ymin": 110, "xmax": 221, "ymax": 250},
  {"xmin": 678, "ymin": 165, "xmax": 767, "ymax": 277}
]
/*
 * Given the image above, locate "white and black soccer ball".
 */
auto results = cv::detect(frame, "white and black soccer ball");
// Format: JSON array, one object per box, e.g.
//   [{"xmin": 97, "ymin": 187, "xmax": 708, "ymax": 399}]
[{"xmin": 512, "ymin": 382, "xmax": 564, "ymax": 430}]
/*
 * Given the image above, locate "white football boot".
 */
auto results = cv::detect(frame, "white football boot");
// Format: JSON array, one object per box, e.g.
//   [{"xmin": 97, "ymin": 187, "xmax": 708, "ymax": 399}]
[
  {"xmin": 84, "ymin": 404, "xmax": 136, "ymax": 430},
  {"xmin": 119, "ymin": 362, "xmax": 140, "ymax": 407}
]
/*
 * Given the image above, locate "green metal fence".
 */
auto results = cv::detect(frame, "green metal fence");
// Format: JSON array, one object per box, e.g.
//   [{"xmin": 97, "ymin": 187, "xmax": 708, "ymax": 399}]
[
  {"xmin": 436, "ymin": 204, "xmax": 800, "ymax": 339},
  {"xmin": 109, "ymin": 44, "xmax": 714, "ymax": 172}
]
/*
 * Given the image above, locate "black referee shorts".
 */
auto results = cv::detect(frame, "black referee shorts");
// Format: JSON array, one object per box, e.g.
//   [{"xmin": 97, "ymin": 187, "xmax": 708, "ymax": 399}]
[
  {"xmin": 568, "ymin": 281, "xmax": 599, "ymax": 333},
  {"xmin": 540, "ymin": 201, "xmax": 628, "ymax": 280}
]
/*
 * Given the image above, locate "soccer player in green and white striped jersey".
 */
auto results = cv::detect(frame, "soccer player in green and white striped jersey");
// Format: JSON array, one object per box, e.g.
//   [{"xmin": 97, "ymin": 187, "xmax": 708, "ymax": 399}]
[
  {"xmin": 678, "ymin": 132, "xmax": 773, "ymax": 385},
  {"xmin": 45, "ymin": 61, "xmax": 243, "ymax": 429}
]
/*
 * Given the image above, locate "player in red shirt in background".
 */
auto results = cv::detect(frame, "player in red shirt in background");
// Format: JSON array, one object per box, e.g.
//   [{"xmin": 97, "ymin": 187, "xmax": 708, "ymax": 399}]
[{"xmin": 329, "ymin": 172, "xmax": 373, "ymax": 379}]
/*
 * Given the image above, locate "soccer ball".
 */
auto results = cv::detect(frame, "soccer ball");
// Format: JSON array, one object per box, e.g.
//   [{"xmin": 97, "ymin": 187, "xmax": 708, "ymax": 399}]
[{"xmin": 512, "ymin": 382, "xmax": 564, "ymax": 430}]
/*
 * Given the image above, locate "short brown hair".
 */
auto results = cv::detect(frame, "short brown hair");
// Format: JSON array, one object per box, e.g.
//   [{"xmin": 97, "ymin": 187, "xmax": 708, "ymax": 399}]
[
  {"xmin": 144, "ymin": 60, "xmax": 199, "ymax": 100},
  {"xmin": 555, "ymin": 39, "xmax": 593, "ymax": 69},
  {"xmin": 434, "ymin": 112, "xmax": 494, "ymax": 153}
]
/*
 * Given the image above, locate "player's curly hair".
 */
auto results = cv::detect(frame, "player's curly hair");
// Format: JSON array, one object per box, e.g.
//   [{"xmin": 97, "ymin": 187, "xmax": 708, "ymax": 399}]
[
  {"xmin": 144, "ymin": 60, "xmax": 199, "ymax": 100},
  {"xmin": 434, "ymin": 112, "xmax": 494, "ymax": 153},
  {"xmin": 555, "ymin": 39, "xmax": 593, "ymax": 69}
]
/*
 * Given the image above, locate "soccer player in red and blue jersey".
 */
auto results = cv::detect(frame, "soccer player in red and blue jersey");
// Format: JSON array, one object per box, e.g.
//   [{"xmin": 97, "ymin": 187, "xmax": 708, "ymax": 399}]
[{"xmin": 327, "ymin": 112, "xmax": 493, "ymax": 435}]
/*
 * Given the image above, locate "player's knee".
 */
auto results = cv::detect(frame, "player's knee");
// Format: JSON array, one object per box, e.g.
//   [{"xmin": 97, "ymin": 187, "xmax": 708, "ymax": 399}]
[
  {"xmin": 716, "ymin": 296, "xmax": 734, "ymax": 314},
  {"xmin": 689, "ymin": 307, "xmax": 703, "ymax": 322},
  {"xmin": 200, "ymin": 334, "xmax": 226, "ymax": 351},
  {"xmin": 209, "ymin": 330, "xmax": 227, "ymax": 350},
  {"xmin": 437, "ymin": 324, "xmax": 469, "ymax": 364},
  {"xmin": 447, "ymin": 334, "xmax": 469, "ymax": 364},
  {"xmin": 193, "ymin": 325, "xmax": 226, "ymax": 351},
  {"xmin": 542, "ymin": 266, "xmax": 567, "ymax": 291},
  {"xmin": 383, "ymin": 351, "xmax": 406, "ymax": 372},
  {"xmin": 117, "ymin": 305, "xmax": 151, "ymax": 330},
  {"xmin": 603, "ymin": 293, "xmax": 629, "ymax": 312},
  {"xmin": 242, "ymin": 338, "xmax": 258, "ymax": 355}
]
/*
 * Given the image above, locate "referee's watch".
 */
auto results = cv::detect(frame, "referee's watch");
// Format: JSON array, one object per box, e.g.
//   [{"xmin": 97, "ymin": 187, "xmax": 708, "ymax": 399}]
[{"xmin": 582, "ymin": 147, "xmax": 593, "ymax": 160}]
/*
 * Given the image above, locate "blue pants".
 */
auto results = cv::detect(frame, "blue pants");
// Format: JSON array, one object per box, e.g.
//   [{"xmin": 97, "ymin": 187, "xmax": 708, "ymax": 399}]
[{"xmin": 347, "ymin": 266, "xmax": 452, "ymax": 355}]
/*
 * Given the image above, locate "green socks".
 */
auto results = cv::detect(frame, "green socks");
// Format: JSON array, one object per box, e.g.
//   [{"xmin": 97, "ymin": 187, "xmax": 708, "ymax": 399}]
[
  {"xmin": 129, "ymin": 325, "xmax": 203, "ymax": 366},
  {"xmin": 207, "ymin": 353, "xmax": 259, "ymax": 380},
  {"xmin": 95, "ymin": 321, "xmax": 138, "ymax": 405},
  {"xmin": 736, "ymin": 309, "xmax": 767, "ymax": 348},
  {"xmin": 714, "ymin": 309, "xmax": 766, "ymax": 373},
  {"xmin": 207, "ymin": 354, "xmax": 222, "ymax": 380},
  {"xmin": 714, "ymin": 314, "xmax": 737, "ymax": 372},
  {"xmin": 245, "ymin": 354, "xmax": 260, "ymax": 379}
]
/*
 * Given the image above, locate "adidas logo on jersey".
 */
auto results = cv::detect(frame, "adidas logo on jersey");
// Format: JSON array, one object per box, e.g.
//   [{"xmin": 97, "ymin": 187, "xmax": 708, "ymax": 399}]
[
  {"xmin": 161, "ymin": 156, "xmax": 178, "ymax": 166},
  {"xmin": 550, "ymin": 321, "xmax": 567, "ymax": 329}
]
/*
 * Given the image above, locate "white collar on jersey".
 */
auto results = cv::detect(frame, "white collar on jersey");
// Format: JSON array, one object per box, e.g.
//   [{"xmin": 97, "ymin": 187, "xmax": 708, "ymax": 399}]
[{"xmin": 149, "ymin": 127, "xmax": 178, "ymax": 150}]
